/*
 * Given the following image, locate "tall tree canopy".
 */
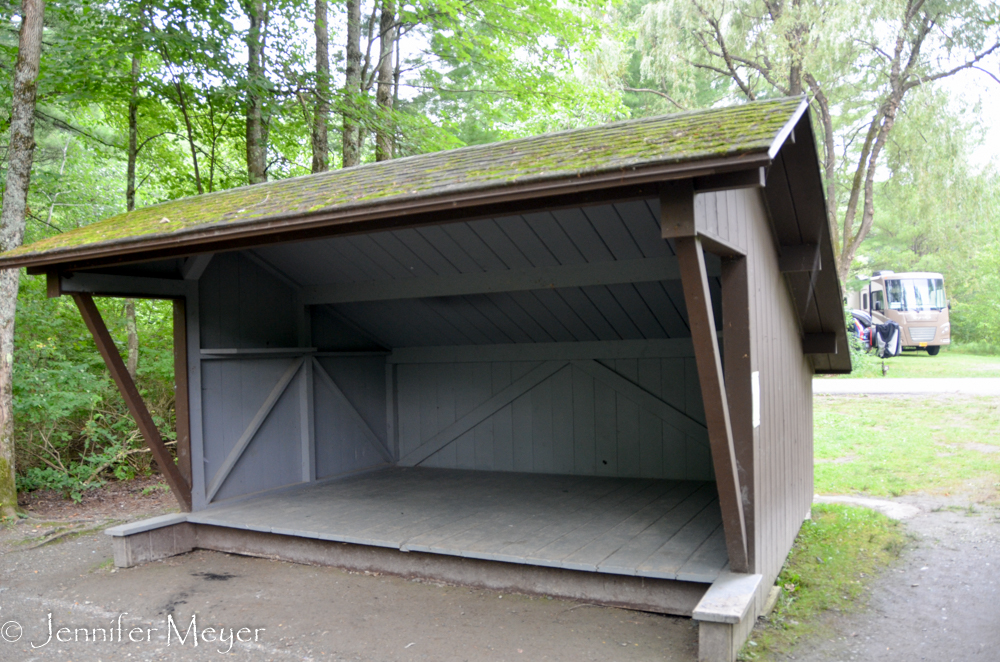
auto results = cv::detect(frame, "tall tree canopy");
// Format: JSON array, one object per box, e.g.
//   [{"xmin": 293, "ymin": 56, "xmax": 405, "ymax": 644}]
[{"xmin": 623, "ymin": 0, "xmax": 1000, "ymax": 279}]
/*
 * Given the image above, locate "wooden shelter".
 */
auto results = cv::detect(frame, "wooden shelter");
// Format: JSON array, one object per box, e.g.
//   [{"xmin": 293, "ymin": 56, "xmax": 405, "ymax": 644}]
[{"xmin": 1, "ymin": 97, "xmax": 849, "ymax": 661}]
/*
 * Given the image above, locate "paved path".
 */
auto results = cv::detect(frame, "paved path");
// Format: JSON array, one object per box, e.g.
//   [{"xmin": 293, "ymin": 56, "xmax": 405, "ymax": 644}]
[{"xmin": 813, "ymin": 377, "xmax": 1000, "ymax": 395}]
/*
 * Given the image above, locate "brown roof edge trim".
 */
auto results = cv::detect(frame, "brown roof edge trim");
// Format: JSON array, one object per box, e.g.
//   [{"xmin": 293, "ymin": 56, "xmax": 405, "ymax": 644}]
[{"xmin": 5, "ymin": 154, "xmax": 772, "ymax": 272}]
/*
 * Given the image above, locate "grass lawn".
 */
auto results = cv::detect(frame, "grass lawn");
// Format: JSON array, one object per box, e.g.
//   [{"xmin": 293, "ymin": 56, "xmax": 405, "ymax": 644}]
[
  {"xmin": 826, "ymin": 348, "xmax": 1000, "ymax": 378},
  {"xmin": 813, "ymin": 394, "xmax": 1000, "ymax": 501},
  {"xmin": 739, "ymin": 504, "xmax": 907, "ymax": 661}
]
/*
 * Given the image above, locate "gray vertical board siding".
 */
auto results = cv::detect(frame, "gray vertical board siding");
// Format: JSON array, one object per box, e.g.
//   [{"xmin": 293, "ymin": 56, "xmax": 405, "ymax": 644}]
[
  {"xmin": 393, "ymin": 350, "xmax": 710, "ymax": 480},
  {"xmin": 550, "ymin": 366, "xmax": 575, "ymax": 474},
  {"xmin": 315, "ymin": 356, "xmax": 388, "ymax": 442},
  {"xmin": 396, "ymin": 364, "xmax": 422, "ymax": 458},
  {"xmin": 571, "ymin": 366, "xmax": 596, "ymax": 475},
  {"xmin": 593, "ymin": 379, "xmax": 618, "ymax": 475},
  {"xmin": 491, "ymin": 363, "xmax": 514, "ymax": 471},
  {"xmin": 529, "ymin": 370, "xmax": 555, "ymax": 472},
  {"xmin": 637, "ymin": 359, "xmax": 664, "ymax": 479},
  {"xmin": 742, "ymin": 188, "xmax": 814, "ymax": 583},
  {"xmin": 614, "ymin": 359, "xmax": 641, "ymax": 477},
  {"xmin": 202, "ymin": 357, "xmax": 297, "ymax": 485},
  {"xmin": 199, "ymin": 252, "xmax": 298, "ymax": 349},
  {"xmin": 212, "ymin": 365, "xmax": 304, "ymax": 502},
  {"xmin": 313, "ymin": 362, "xmax": 388, "ymax": 479}
]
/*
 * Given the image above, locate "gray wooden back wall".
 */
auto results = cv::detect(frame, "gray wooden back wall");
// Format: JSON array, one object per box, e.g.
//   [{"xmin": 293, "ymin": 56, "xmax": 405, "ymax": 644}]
[{"xmin": 392, "ymin": 352, "xmax": 714, "ymax": 481}]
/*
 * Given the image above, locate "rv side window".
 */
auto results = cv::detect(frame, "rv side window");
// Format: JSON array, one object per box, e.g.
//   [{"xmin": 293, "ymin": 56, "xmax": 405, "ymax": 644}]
[
  {"xmin": 863, "ymin": 293, "xmax": 868, "ymax": 309},
  {"xmin": 872, "ymin": 290, "xmax": 885, "ymax": 311}
]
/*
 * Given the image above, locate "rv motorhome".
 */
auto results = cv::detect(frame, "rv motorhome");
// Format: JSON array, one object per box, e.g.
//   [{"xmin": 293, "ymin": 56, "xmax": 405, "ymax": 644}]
[{"xmin": 847, "ymin": 271, "xmax": 950, "ymax": 355}]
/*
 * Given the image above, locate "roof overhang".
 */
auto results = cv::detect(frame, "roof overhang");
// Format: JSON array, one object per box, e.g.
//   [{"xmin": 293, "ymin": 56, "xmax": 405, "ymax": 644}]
[{"xmin": 2, "ymin": 97, "xmax": 849, "ymax": 373}]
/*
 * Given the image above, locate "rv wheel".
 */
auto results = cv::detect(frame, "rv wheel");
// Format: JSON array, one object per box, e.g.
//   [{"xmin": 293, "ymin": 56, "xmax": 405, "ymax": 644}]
[{"xmin": 926, "ymin": 346, "xmax": 941, "ymax": 356}]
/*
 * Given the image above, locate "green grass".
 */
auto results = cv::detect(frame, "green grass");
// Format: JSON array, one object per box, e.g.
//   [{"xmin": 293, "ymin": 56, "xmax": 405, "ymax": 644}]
[
  {"xmin": 829, "ymin": 348, "xmax": 1000, "ymax": 378},
  {"xmin": 814, "ymin": 394, "xmax": 1000, "ymax": 500},
  {"xmin": 739, "ymin": 504, "xmax": 907, "ymax": 661}
]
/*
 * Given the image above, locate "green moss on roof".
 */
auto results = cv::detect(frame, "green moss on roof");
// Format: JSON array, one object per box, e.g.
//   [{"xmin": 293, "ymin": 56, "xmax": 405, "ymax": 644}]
[{"xmin": 4, "ymin": 97, "xmax": 803, "ymax": 263}]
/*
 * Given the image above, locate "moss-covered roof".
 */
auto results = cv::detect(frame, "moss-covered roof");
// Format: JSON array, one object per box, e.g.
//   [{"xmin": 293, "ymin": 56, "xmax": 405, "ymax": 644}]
[{"xmin": 2, "ymin": 97, "xmax": 805, "ymax": 266}]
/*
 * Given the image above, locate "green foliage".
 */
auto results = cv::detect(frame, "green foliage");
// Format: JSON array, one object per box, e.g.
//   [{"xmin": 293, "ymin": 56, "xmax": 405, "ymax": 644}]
[
  {"xmin": 843, "ymin": 307, "xmax": 882, "ymax": 378},
  {"xmin": 739, "ymin": 504, "xmax": 907, "ymax": 661},
  {"xmin": 12, "ymin": 274, "xmax": 176, "ymax": 495},
  {"xmin": 856, "ymin": 86, "xmax": 1000, "ymax": 347}
]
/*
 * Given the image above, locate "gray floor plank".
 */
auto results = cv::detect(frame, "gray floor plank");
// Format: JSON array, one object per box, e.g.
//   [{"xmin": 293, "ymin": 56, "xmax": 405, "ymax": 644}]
[
  {"xmin": 597, "ymin": 483, "xmax": 720, "ymax": 575},
  {"xmin": 515, "ymin": 479, "xmax": 684, "ymax": 567},
  {"xmin": 189, "ymin": 467, "xmax": 726, "ymax": 583},
  {"xmin": 553, "ymin": 481, "xmax": 705, "ymax": 572},
  {"xmin": 674, "ymin": 524, "xmax": 730, "ymax": 582},
  {"xmin": 633, "ymin": 497, "xmax": 725, "ymax": 579}
]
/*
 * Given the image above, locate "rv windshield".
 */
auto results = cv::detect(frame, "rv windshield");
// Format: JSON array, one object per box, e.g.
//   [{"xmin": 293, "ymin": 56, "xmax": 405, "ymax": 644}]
[{"xmin": 885, "ymin": 278, "xmax": 946, "ymax": 311}]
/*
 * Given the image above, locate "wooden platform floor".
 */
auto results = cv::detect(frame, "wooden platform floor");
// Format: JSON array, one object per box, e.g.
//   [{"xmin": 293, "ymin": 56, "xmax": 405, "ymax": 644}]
[{"xmin": 188, "ymin": 468, "xmax": 729, "ymax": 583}]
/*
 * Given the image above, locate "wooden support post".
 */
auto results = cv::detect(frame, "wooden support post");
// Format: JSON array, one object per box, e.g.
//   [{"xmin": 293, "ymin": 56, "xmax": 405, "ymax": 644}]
[
  {"xmin": 173, "ymin": 299, "xmax": 192, "ymax": 489},
  {"xmin": 721, "ymin": 256, "xmax": 754, "ymax": 572},
  {"xmin": 73, "ymin": 293, "xmax": 192, "ymax": 512},
  {"xmin": 675, "ymin": 237, "xmax": 749, "ymax": 573}
]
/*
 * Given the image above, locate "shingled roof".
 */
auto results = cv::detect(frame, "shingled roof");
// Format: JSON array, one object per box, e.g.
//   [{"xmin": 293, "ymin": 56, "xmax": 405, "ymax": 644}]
[{"xmin": 0, "ymin": 97, "xmax": 807, "ymax": 269}]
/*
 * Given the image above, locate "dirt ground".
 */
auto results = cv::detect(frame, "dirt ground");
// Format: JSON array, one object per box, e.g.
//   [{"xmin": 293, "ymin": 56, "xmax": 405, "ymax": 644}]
[
  {"xmin": 2, "ymin": 483, "xmax": 997, "ymax": 662},
  {"xmin": 1, "ymin": 480, "xmax": 698, "ymax": 661}
]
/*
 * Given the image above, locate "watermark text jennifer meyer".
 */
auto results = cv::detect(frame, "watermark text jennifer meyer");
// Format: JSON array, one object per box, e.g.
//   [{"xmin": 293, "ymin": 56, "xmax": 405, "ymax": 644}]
[{"xmin": 1, "ymin": 611, "xmax": 266, "ymax": 654}]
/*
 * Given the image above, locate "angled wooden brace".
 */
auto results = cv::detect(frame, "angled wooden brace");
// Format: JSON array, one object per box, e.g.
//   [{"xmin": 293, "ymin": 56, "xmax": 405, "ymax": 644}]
[
  {"xmin": 73, "ymin": 293, "xmax": 192, "ymax": 512},
  {"xmin": 663, "ymin": 180, "xmax": 750, "ymax": 573}
]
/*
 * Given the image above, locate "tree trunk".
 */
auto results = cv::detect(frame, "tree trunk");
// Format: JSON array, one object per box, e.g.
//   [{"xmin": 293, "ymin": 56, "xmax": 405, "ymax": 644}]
[
  {"xmin": 125, "ymin": 299, "xmax": 139, "ymax": 379},
  {"xmin": 0, "ymin": 0, "xmax": 45, "ymax": 518},
  {"xmin": 127, "ymin": 52, "xmax": 140, "ymax": 212},
  {"xmin": 311, "ymin": 0, "xmax": 329, "ymax": 173},
  {"xmin": 374, "ymin": 0, "xmax": 396, "ymax": 162},
  {"xmin": 245, "ymin": 0, "xmax": 268, "ymax": 184},
  {"xmin": 342, "ymin": 0, "xmax": 362, "ymax": 168},
  {"xmin": 125, "ymin": 53, "xmax": 141, "ymax": 384}
]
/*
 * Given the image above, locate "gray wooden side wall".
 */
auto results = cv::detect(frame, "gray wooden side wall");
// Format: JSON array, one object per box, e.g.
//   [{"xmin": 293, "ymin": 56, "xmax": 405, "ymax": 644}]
[
  {"xmin": 743, "ymin": 189, "xmax": 814, "ymax": 583},
  {"xmin": 197, "ymin": 254, "xmax": 389, "ymax": 506},
  {"xmin": 394, "ymin": 356, "xmax": 714, "ymax": 481}
]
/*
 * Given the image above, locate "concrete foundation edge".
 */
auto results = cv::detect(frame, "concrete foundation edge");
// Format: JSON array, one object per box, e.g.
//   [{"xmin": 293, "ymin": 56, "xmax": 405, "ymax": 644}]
[
  {"xmin": 695, "ymin": 576, "xmax": 772, "ymax": 662},
  {"xmin": 109, "ymin": 521, "xmax": 708, "ymax": 617}
]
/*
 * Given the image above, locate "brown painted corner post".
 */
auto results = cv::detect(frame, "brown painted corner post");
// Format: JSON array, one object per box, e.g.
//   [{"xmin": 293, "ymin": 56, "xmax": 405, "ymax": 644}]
[
  {"xmin": 172, "ymin": 299, "xmax": 192, "ymax": 490},
  {"xmin": 721, "ymin": 256, "xmax": 755, "ymax": 572},
  {"xmin": 675, "ymin": 237, "xmax": 749, "ymax": 573},
  {"xmin": 72, "ymin": 293, "xmax": 192, "ymax": 512}
]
